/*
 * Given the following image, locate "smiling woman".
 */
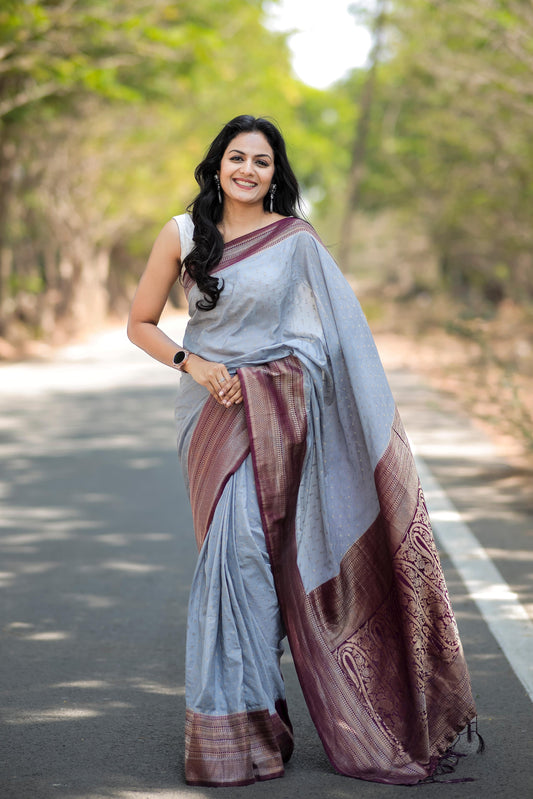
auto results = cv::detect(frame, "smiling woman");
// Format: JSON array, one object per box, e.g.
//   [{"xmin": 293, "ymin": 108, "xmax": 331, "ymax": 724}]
[
  {"xmin": 176, "ymin": 116, "xmax": 300, "ymax": 317},
  {"xmin": 127, "ymin": 114, "xmax": 479, "ymax": 788},
  {"xmin": 218, "ymin": 134, "xmax": 275, "ymax": 214}
]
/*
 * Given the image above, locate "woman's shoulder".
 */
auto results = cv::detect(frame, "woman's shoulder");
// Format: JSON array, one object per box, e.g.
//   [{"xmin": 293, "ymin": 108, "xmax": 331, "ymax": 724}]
[
  {"xmin": 283, "ymin": 217, "xmax": 324, "ymax": 247},
  {"xmin": 270, "ymin": 215, "xmax": 319, "ymax": 241},
  {"xmin": 172, "ymin": 212, "xmax": 194, "ymax": 234},
  {"xmin": 171, "ymin": 213, "xmax": 195, "ymax": 259}
]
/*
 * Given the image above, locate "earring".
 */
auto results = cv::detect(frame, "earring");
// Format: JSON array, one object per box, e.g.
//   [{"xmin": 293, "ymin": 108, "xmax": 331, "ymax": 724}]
[
  {"xmin": 214, "ymin": 174, "xmax": 222, "ymax": 204},
  {"xmin": 269, "ymin": 183, "xmax": 277, "ymax": 213}
]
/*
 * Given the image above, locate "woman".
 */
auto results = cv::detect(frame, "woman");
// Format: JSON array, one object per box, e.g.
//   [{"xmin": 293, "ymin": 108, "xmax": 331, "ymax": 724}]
[{"xmin": 128, "ymin": 115, "xmax": 478, "ymax": 787}]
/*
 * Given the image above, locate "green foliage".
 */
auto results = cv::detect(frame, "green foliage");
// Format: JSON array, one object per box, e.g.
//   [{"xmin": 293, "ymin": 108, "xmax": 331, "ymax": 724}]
[
  {"xmin": 335, "ymin": 0, "xmax": 533, "ymax": 306},
  {"xmin": 4, "ymin": 0, "xmax": 532, "ymax": 347},
  {"xmin": 0, "ymin": 0, "xmax": 345, "ymax": 341}
]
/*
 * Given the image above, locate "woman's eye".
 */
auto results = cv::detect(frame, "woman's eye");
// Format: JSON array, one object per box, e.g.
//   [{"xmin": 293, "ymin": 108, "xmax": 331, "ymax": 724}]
[
  {"xmin": 256, "ymin": 160, "xmax": 269, "ymax": 167},
  {"xmin": 230, "ymin": 156, "xmax": 243, "ymax": 162}
]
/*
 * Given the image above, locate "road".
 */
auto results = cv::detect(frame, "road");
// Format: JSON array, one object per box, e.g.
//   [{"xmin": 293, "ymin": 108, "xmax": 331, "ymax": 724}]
[{"xmin": 1, "ymin": 313, "xmax": 532, "ymax": 799}]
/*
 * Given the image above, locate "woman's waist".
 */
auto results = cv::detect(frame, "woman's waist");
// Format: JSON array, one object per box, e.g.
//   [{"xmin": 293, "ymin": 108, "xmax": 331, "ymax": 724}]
[{"xmin": 182, "ymin": 340, "xmax": 294, "ymax": 372}]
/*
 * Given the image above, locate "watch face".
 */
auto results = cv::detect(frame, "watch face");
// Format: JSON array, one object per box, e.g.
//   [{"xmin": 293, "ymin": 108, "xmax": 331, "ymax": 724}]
[{"xmin": 173, "ymin": 351, "xmax": 186, "ymax": 365}]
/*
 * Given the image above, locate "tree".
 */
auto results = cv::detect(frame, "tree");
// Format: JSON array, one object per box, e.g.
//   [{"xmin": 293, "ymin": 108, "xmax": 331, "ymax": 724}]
[
  {"xmin": 0, "ymin": 1, "xmax": 344, "ymax": 346},
  {"xmin": 334, "ymin": 0, "xmax": 533, "ymax": 306},
  {"xmin": 338, "ymin": 0, "xmax": 388, "ymax": 269},
  {"xmin": 1, "ymin": 0, "xmax": 231, "ymax": 333}
]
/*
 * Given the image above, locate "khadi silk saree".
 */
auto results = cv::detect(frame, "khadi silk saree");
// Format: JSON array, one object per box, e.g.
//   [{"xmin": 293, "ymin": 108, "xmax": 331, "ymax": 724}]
[{"xmin": 172, "ymin": 214, "xmax": 476, "ymax": 787}]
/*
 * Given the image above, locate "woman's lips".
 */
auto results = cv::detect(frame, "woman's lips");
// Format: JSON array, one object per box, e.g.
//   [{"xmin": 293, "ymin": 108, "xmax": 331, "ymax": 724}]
[{"xmin": 233, "ymin": 179, "xmax": 257, "ymax": 188}]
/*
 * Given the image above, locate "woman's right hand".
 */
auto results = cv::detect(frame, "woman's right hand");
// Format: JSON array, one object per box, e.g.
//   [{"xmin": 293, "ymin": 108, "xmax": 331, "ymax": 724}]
[{"xmin": 185, "ymin": 354, "xmax": 243, "ymax": 408}]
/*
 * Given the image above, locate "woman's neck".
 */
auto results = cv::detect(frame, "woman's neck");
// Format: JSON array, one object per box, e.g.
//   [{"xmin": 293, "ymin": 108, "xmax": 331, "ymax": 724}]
[{"xmin": 218, "ymin": 202, "xmax": 284, "ymax": 242}]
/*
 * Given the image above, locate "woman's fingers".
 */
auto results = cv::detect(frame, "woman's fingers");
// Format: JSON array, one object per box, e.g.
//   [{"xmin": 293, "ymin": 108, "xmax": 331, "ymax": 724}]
[
  {"xmin": 218, "ymin": 375, "xmax": 242, "ymax": 407},
  {"xmin": 212, "ymin": 371, "xmax": 230, "ymax": 405},
  {"xmin": 200, "ymin": 364, "xmax": 229, "ymax": 403},
  {"xmin": 186, "ymin": 356, "xmax": 241, "ymax": 407},
  {"xmin": 216, "ymin": 374, "xmax": 230, "ymax": 392}
]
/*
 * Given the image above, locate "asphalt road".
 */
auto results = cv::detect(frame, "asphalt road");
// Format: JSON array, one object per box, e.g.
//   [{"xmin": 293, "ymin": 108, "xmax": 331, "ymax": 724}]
[{"xmin": 1, "ymin": 314, "xmax": 532, "ymax": 799}]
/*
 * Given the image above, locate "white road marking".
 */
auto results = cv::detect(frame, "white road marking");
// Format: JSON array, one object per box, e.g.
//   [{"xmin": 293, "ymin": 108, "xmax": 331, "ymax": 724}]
[{"xmin": 415, "ymin": 454, "xmax": 533, "ymax": 703}]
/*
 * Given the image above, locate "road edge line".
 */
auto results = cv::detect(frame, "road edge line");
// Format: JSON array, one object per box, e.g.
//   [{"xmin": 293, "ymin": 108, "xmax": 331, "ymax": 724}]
[{"xmin": 414, "ymin": 454, "xmax": 533, "ymax": 703}]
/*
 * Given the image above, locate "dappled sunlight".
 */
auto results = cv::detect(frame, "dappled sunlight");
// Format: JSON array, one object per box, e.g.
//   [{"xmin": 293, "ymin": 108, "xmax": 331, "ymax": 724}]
[
  {"xmin": 0, "ymin": 358, "xmax": 181, "ymax": 399},
  {"xmin": 437, "ymin": 498, "xmax": 530, "ymax": 528},
  {"xmin": 95, "ymin": 533, "xmax": 136, "ymax": 547},
  {"xmin": 101, "ymin": 560, "xmax": 166, "ymax": 574},
  {"xmin": 5, "ymin": 621, "xmax": 35, "ymax": 633},
  {"xmin": 127, "ymin": 457, "xmax": 163, "ymax": 470},
  {"xmin": 486, "ymin": 548, "xmax": 533, "ymax": 562},
  {"xmin": 66, "ymin": 593, "xmax": 117, "ymax": 609},
  {"xmin": 467, "ymin": 651, "xmax": 503, "ymax": 664},
  {"xmin": 53, "ymin": 680, "xmax": 111, "ymax": 689},
  {"xmin": 4, "ymin": 707, "xmax": 103, "ymax": 724},
  {"xmin": 469, "ymin": 582, "xmax": 531, "ymax": 620},
  {"xmin": 83, "ymin": 492, "xmax": 116, "ymax": 503},
  {"xmin": 5, "ymin": 621, "xmax": 71, "ymax": 641},
  {"xmin": 2, "ymin": 505, "xmax": 81, "ymax": 522},
  {"xmin": 8, "ymin": 561, "xmax": 60, "ymax": 575},
  {"xmin": 69, "ymin": 792, "xmax": 211, "ymax": 799},
  {"xmin": 428, "ymin": 507, "xmax": 461, "ymax": 524},
  {"xmin": 0, "ymin": 570, "xmax": 16, "ymax": 587},
  {"xmin": 127, "ymin": 678, "xmax": 185, "ymax": 697},
  {"xmin": 0, "ymin": 524, "xmax": 94, "ymax": 541},
  {"xmin": 414, "ymin": 439, "xmax": 497, "ymax": 460},
  {"xmin": 22, "ymin": 630, "xmax": 71, "ymax": 642},
  {"xmin": 95, "ymin": 532, "xmax": 173, "ymax": 547}
]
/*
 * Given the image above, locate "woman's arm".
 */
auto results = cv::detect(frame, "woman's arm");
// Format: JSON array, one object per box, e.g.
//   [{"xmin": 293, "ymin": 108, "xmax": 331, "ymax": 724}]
[
  {"xmin": 127, "ymin": 219, "xmax": 184, "ymax": 365},
  {"xmin": 127, "ymin": 220, "xmax": 242, "ymax": 406}
]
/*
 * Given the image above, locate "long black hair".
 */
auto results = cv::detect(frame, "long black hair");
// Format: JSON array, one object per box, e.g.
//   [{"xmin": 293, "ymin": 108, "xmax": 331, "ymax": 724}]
[{"xmin": 182, "ymin": 115, "xmax": 302, "ymax": 311}]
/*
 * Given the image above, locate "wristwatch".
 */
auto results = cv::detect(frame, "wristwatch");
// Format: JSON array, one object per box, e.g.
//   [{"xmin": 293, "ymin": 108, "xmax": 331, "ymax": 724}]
[{"xmin": 173, "ymin": 349, "xmax": 191, "ymax": 371}]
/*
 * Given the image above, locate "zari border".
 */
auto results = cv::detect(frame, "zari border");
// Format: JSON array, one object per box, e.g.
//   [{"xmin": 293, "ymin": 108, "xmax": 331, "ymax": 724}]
[
  {"xmin": 185, "ymin": 702, "xmax": 293, "ymax": 786},
  {"xmin": 214, "ymin": 217, "xmax": 319, "ymax": 273},
  {"xmin": 187, "ymin": 396, "xmax": 249, "ymax": 550},
  {"xmin": 182, "ymin": 217, "xmax": 321, "ymax": 295}
]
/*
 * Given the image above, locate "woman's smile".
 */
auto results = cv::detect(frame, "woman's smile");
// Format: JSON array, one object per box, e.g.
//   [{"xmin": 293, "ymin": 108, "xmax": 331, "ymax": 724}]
[{"xmin": 233, "ymin": 178, "xmax": 257, "ymax": 188}]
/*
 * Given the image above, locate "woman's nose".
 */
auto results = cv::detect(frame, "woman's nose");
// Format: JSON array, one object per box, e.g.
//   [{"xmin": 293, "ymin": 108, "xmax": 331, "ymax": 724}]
[{"xmin": 240, "ymin": 159, "xmax": 254, "ymax": 174}]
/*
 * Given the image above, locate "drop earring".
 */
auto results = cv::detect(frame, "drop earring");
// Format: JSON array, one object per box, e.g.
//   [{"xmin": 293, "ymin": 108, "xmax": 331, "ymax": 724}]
[
  {"xmin": 214, "ymin": 174, "xmax": 222, "ymax": 204},
  {"xmin": 269, "ymin": 183, "xmax": 277, "ymax": 213}
]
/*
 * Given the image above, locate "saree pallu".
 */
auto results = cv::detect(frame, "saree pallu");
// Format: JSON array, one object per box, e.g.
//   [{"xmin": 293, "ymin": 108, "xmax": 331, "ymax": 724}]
[{"xmin": 174, "ymin": 215, "xmax": 476, "ymax": 787}]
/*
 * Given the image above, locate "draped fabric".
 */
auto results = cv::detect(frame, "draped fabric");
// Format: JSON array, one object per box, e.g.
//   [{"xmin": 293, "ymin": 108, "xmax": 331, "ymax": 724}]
[{"xmin": 173, "ymin": 215, "xmax": 476, "ymax": 787}]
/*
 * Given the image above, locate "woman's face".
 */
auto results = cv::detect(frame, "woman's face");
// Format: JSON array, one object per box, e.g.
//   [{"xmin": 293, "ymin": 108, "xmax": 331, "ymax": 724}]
[{"xmin": 218, "ymin": 131, "xmax": 275, "ymax": 208}]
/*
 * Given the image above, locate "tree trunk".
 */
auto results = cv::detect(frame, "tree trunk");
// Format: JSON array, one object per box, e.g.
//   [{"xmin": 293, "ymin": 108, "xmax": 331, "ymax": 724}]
[
  {"xmin": 0, "ymin": 133, "xmax": 17, "ymax": 336},
  {"xmin": 338, "ymin": 0, "xmax": 388, "ymax": 270},
  {"xmin": 66, "ymin": 247, "xmax": 111, "ymax": 335}
]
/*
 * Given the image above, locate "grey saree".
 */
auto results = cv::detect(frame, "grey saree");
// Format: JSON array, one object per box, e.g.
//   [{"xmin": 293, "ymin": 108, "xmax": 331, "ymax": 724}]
[{"xmin": 172, "ymin": 214, "xmax": 477, "ymax": 787}]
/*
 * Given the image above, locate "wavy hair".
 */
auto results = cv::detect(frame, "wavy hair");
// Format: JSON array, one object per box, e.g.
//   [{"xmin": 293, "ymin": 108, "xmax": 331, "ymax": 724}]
[{"xmin": 182, "ymin": 115, "xmax": 302, "ymax": 311}]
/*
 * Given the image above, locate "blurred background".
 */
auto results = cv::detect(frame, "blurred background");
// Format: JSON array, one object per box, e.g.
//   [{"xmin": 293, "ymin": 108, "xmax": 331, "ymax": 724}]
[{"xmin": 0, "ymin": 0, "xmax": 532, "ymax": 457}]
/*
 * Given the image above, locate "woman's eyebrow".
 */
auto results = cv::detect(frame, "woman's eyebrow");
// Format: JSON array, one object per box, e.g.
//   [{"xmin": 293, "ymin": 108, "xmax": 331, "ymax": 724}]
[{"xmin": 228, "ymin": 149, "xmax": 272, "ymax": 159}]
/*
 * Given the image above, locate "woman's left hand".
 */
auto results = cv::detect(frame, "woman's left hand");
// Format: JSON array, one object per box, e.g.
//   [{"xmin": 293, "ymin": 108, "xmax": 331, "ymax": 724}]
[
  {"xmin": 218, "ymin": 374, "xmax": 243, "ymax": 407},
  {"xmin": 185, "ymin": 354, "xmax": 243, "ymax": 408}
]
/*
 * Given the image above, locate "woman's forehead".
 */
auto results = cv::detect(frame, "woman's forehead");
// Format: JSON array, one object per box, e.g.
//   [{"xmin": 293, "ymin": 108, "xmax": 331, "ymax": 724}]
[{"xmin": 224, "ymin": 131, "xmax": 273, "ymax": 157}]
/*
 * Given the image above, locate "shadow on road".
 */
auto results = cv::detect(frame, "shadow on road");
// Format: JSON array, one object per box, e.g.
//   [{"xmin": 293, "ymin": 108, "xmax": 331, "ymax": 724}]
[{"xmin": 1, "ymin": 385, "xmax": 196, "ymax": 796}]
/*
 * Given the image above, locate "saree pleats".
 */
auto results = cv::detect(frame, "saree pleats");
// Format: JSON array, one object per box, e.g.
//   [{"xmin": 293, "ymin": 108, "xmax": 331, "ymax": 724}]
[
  {"xmin": 185, "ymin": 442, "xmax": 293, "ymax": 785},
  {"xmin": 185, "ymin": 701, "xmax": 293, "ymax": 786},
  {"xmin": 188, "ymin": 396, "xmax": 249, "ymax": 550}
]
